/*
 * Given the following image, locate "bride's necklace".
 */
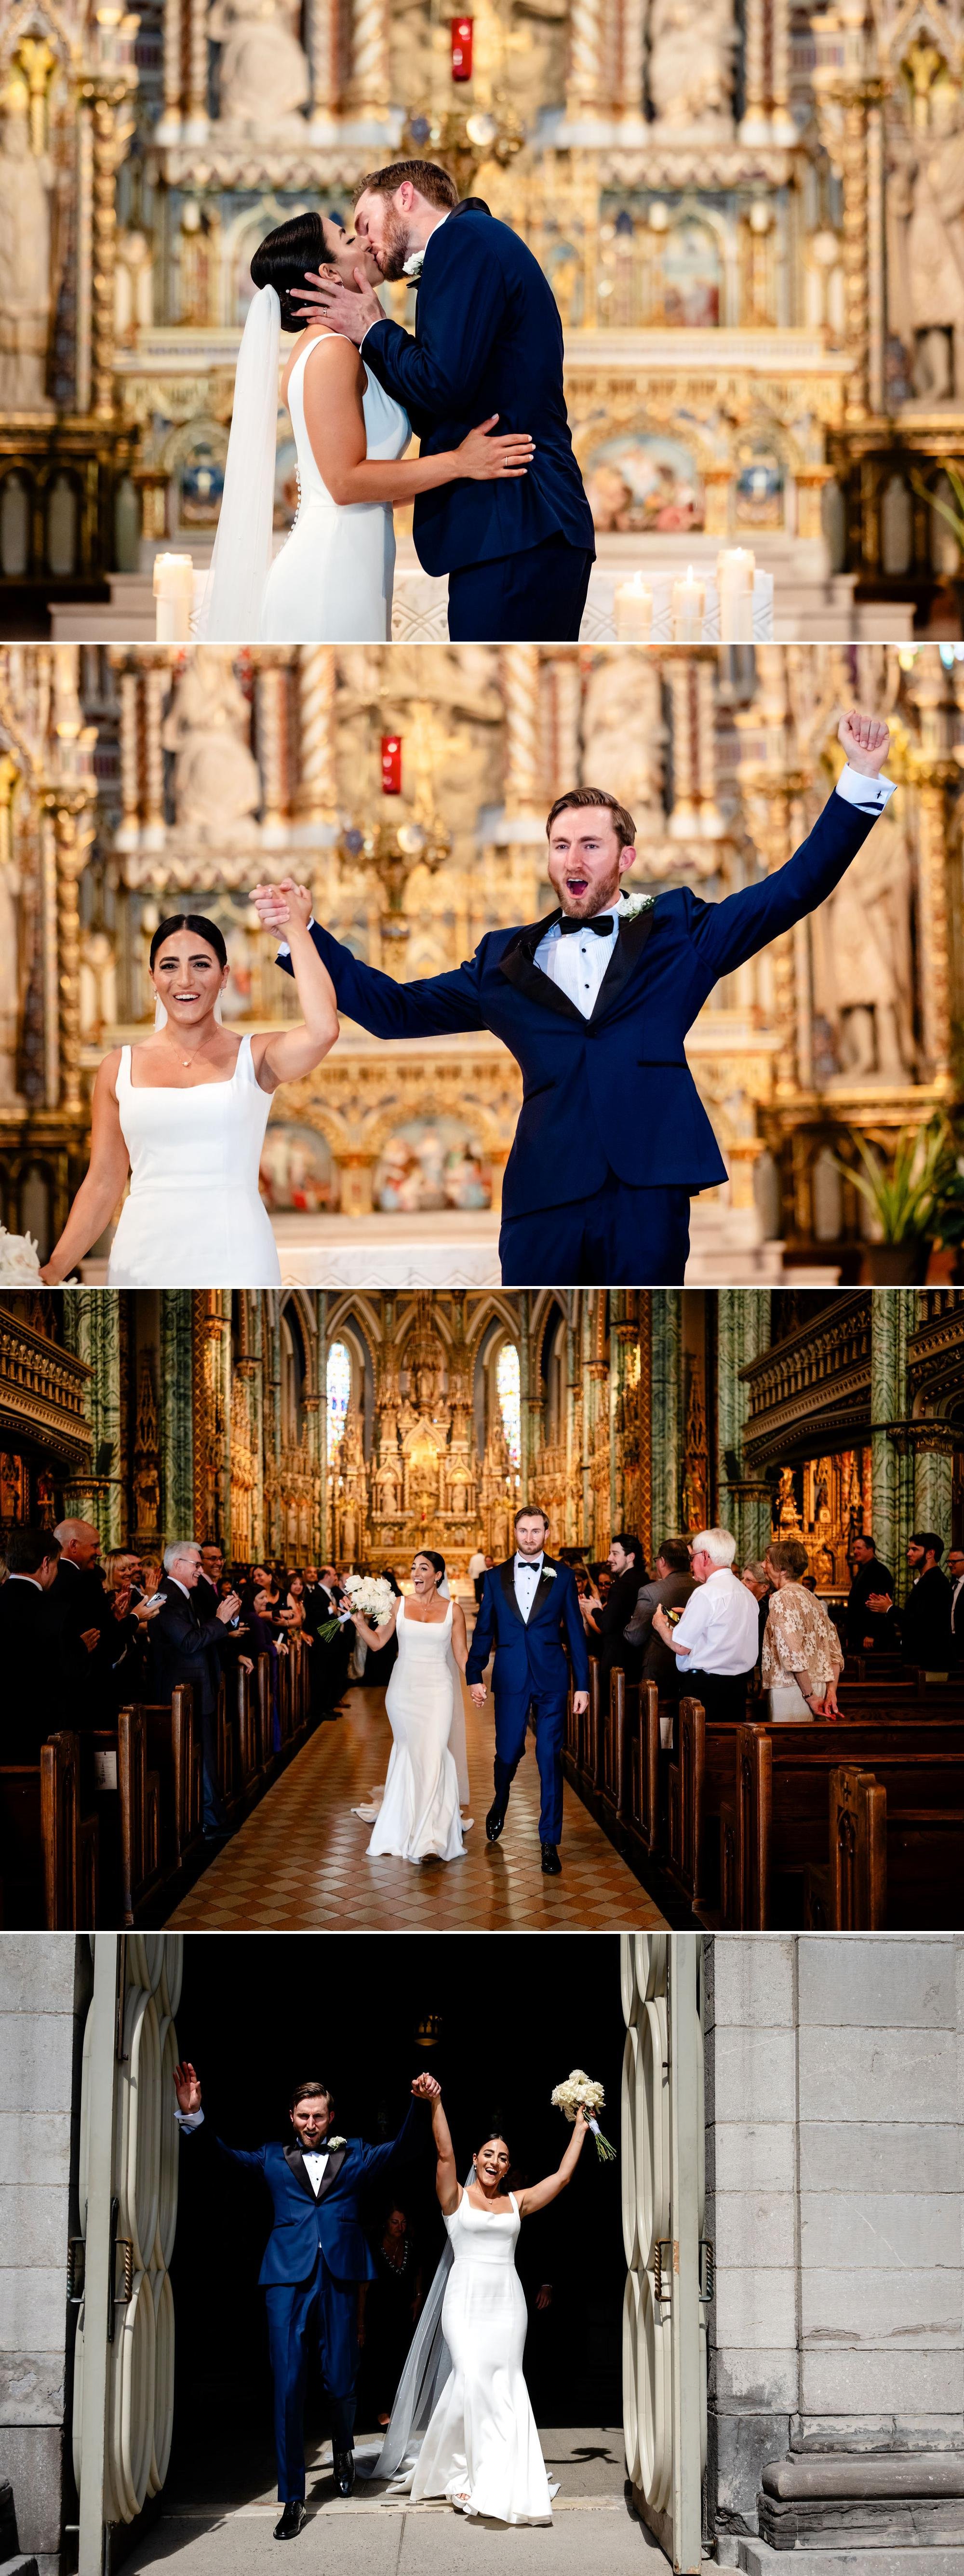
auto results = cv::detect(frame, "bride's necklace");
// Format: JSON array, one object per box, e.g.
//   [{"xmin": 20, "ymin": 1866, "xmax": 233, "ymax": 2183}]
[{"xmin": 167, "ymin": 1023, "xmax": 215, "ymax": 1073}]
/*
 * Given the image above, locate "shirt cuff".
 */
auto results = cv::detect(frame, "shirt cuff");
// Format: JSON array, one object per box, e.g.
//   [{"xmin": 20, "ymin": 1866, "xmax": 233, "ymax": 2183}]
[
  {"xmin": 276, "ymin": 915, "xmax": 315, "ymax": 962},
  {"xmin": 175, "ymin": 2106, "xmax": 204, "ymax": 2131},
  {"xmin": 835, "ymin": 763, "xmax": 895, "ymax": 812}
]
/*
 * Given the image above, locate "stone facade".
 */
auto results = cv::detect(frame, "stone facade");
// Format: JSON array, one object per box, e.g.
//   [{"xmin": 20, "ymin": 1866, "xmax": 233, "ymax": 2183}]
[{"xmin": 0, "ymin": 1935, "xmax": 91, "ymax": 2575}]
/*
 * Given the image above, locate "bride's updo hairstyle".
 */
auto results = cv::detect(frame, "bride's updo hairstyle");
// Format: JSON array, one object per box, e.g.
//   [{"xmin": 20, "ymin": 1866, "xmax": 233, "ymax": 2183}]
[
  {"xmin": 251, "ymin": 211, "xmax": 328, "ymax": 331},
  {"xmin": 414, "ymin": 1548, "xmax": 446, "ymax": 1584},
  {"xmin": 149, "ymin": 912, "xmax": 228, "ymax": 972}
]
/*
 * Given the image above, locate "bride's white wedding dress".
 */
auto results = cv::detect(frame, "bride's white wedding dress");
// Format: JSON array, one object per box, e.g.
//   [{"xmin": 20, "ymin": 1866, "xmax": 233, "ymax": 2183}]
[
  {"xmin": 259, "ymin": 335, "xmax": 410, "ymax": 643},
  {"xmin": 107, "ymin": 1034, "xmax": 281, "ymax": 1287},
  {"xmin": 361, "ymin": 1600, "xmax": 467, "ymax": 1864},
  {"xmin": 410, "ymin": 2192, "xmax": 554, "ymax": 2524}
]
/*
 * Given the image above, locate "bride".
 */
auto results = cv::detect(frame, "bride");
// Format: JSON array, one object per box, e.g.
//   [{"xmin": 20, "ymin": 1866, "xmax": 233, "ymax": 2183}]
[
  {"xmin": 402, "ymin": 2084, "xmax": 590, "ymax": 2522},
  {"xmin": 198, "ymin": 209, "xmax": 535, "ymax": 644},
  {"xmin": 41, "ymin": 880, "xmax": 335, "ymax": 1289},
  {"xmin": 349, "ymin": 1550, "xmax": 471, "ymax": 1864}
]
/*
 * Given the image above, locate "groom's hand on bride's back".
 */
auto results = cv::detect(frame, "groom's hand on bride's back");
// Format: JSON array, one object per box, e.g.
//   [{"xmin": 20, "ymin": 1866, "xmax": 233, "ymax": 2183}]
[{"xmin": 174, "ymin": 2059, "xmax": 201, "ymax": 2114}]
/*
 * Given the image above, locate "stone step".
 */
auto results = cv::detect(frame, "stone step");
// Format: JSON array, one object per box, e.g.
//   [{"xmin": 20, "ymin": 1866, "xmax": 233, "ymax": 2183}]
[{"xmin": 737, "ymin": 2543, "xmax": 964, "ymax": 2574}]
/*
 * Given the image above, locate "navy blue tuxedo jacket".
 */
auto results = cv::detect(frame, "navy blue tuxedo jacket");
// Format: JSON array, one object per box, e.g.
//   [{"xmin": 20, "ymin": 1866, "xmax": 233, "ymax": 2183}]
[
  {"xmin": 361, "ymin": 204, "xmax": 594, "ymax": 576},
  {"xmin": 183, "ymin": 2100, "xmax": 424, "ymax": 2287},
  {"xmin": 466, "ymin": 1556, "xmax": 589, "ymax": 1697},
  {"xmin": 283, "ymin": 787, "xmax": 881, "ymax": 1220}
]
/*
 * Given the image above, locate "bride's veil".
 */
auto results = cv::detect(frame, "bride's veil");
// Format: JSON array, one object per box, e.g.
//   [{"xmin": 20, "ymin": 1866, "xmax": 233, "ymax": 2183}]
[
  {"xmin": 360, "ymin": 2167, "xmax": 475, "ymax": 2486},
  {"xmin": 194, "ymin": 283, "xmax": 281, "ymax": 642}
]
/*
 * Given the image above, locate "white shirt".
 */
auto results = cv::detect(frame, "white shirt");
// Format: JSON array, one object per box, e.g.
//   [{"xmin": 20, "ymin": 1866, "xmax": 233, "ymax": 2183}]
[
  {"xmin": 7, "ymin": 1573, "xmax": 43, "ymax": 1590},
  {"xmin": 173, "ymin": 2106, "xmax": 330, "ymax": 2193},
  {"xmin": 468, "ymin": 1551, "xmax": 487, "ymax": 1579},
  {"xmin": 514, "ymin": 1552, "xmax": 544, "ymax": 1618},
  {"xmin": 952, "ymin": 1575, "xmax": 964, "ymax": 1632},
  {"xmin": 167, "ymin": 1576, "xmax": 190, "ymax": 1601},
  {"xmin": 671, "ymin": 1567, "xmax": 760, "ymax": 1676}
]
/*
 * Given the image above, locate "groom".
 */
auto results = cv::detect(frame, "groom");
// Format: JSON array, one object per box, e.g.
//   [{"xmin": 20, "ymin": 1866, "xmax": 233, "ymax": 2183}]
[
  {"xmin": 466, "ymin": 1505, "xmax": 589, "ymax": 1877},
  {"xmin": 293, "ymin": 159, "xmax": 595, "ymax": 643},
  {"xmin": 255, "ymin": 711, "xmax": 894, "ymax": 1287},
  {"xmin": 173, "ymin": 2057, "xmax": 438, "ymax": 2538}
]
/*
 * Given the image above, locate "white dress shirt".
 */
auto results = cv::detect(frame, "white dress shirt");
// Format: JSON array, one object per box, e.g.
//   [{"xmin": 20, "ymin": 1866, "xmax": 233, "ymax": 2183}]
[
  {"xmin": 514, "ymin": 1552, "xmax": 544, "ymax": 1619},
  {"xmin": 173, "ymin": 2105, "xmax": 330, "ymax": 2194},
  {"xmin": 671, "ymin": 1568, "xmax": 760, "ymax": 1676},
  {"xmin": 952, "ymin": 1574, "xmax": 964, "ymax": 1636}
]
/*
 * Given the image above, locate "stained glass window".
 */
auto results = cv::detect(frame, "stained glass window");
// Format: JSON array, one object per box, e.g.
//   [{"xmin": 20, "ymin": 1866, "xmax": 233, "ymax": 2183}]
[
  {"xmin": 496, "ymin": 1342, "xmax": 521, "ymax": 1465},
  {"xmin": 327, "ymin": 1341, "xmax": 351, "ymax": 1444}
]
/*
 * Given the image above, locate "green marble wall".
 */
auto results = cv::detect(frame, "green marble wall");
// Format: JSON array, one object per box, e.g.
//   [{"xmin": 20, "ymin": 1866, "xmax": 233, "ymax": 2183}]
[
  {"xmin": 61, "ymin": 1291, "xmax": 122, "ymax": 1545},
  {"xmin": 650, "ymin": 1292, "xmax": 683, "ymax": 1545},
  {"xmin": 716, "ymin": 1288, "xmax": 774, "ymax": 1563},
  {"xmin": 160, "ymin": 1291, "xmax": 194, "ymax": 1542},
  {"xmin": 870, "ymin": 1291, "xmax": 916, "ymax": 1597}
]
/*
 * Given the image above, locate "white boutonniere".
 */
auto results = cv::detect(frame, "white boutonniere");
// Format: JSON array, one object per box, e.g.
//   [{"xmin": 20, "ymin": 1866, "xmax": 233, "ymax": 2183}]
[
  {"xmin": 403, "ymin": 250, "xmax": 424, "ymax": 282},
  {"xmin": 326, "ymin": 2135, "xmax": 348, "ymax": 2152},
  {"xmin": 621, "ymin": 891, "xmax": 656, "ymax": 923},
  {"xmin": 543, "ymin": 1565, "xmax": 556, "ymax": 1580}
]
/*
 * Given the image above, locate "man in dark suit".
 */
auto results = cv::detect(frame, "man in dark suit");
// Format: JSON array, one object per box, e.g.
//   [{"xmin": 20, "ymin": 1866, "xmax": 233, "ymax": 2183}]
[
  {"xmin": 466, "ymin": 1503, "xmax": 589, "ymax": 1876},
  {"xmin": 900, "ymin": 1532, "xmax": 953, "ymax": 1670},
  {"xmin": 147, "ymin": 1541, "xmax": 242, "ymax": 1836},
  {"xmin": 0, "ymin": 1527, "xmax": 65, "ymax": 1756},
  {"xmin": 174, "ymin": 2057, "xmax": 437, "ymax": 2535},
  {"xmin": 846, "ymin": 1532, "xmax": 899, "ymax": 1652},
  {"xmin": 580, "ymin": 1533, "xmax": 648, "ymax": 1698},
  {"xmin": 949, "ymin": 1545, "xmax": 964, "ymax": 1665},
  {"xmin": 49, "ymin": 1516, "xmax": 111, "ymax": 1719},
  {"xmin": 624, "ymin": 1539, "xmax": 696, "ymax": 1696},
  {"xmin": 295, "ymin": 161, "xmax": 595, "ymax": 643},
  {"xmin": 305, "ymin": 1563, "xmax": 353, "ymax": 1719},
  {"xmin": 259, "ymin": 712, "xmax": 894, "ymax": 1288}
]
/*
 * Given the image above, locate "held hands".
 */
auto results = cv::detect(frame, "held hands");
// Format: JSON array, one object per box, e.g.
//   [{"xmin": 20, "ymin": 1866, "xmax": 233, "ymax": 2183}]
[
  {"xmin": 250, "ymin": 878, "xmax": 312, "ymax": 936},
  {"xmin": 837, "ymin": 710, "xmax": 890, "ymax": 775},
  {"xmin": 411, "ymin": 2072, "xmax": 442, "ymax": 2101},
  {"xmin": 174, "ymin": 2058, "xmax": 201, "ymax": 2114},
  {"xmin": 469, "ymin": 1681, "xmax": 487, "ymax": 1705},
  {"xmin": 291, "ymin": 268, "xmax": 384, "ymax": 345},
  {"xmin": 455, "ymin": 416, "xmax": 535, "ymax": 481}
]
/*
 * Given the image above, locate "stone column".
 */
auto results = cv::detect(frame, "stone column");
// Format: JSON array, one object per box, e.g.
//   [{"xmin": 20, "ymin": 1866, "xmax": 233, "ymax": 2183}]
[
  {"xmin": 185, "ymin": 0, "xmax": 210, "ymax": 128},
  {"xmin": 617, "ymin": 0, "xmax": 645, "ymax": 113},
  {"xmin": 650, "ymin": 1290, "xmax": 683, "ymax": 1543},
  {"xmin": 870, "ymin": 1288, "xmax": 915, "ymax": 1588},
  {"xmin": 160, "ymin": 1290, "xmax": 194, "ymax": 1541},
  {"xmin": 812, "ymin": 24, "xmax": 883, "ymax": 425},
  {"xmin": 716, "ymin": 1288, "xmax": 773, "ymax": 1561},
  {"xmin": 567, "ymin": 0, "xmax": 606, "ymax": 113},
  {"xmin": 905, "ymin": 653, "xmax": 956, "ymax": 1087},
  {"xmin": 42, "ymin": 791, "xmax": 94, "ymax": 1119},
  {"xmin": 665, "ymin": 652, "xmax": 699, "ymax": 837},
  {"xmin": 78, "ymin": 78, "xmax": 133, "ymax": 421},
  {"xmin": 305, "ymin": 0, "xmax": 340, "ymax": 113},
  {"xmin": 162, "ymin": 0, "xmax": 184, "ymax": 122},
  {"xmin": 296, "ymin": 646, "xmax": 337, "ymax": 820},
  {"xmin": 143, "ymin": 664, "xmax": 168, "ymax": 843},
  {"xmin": 739, "ymin": 0, "xmax": 767, "ymax": 137},
  {"xmin": 348, "ymin": 0, "xmax": 391, "ymax": 114},
  {"xmin": 117, "ymin": 664, "xmax": 141, "ymax": 845},
  {"xmin": 912, "ymin": 1429, "xmax": 954, "ymax": 1561},
  {"xmin": 255, "ymin": 656, "xmax": 290, "ymax": 845},
  {"xmin": 62, "ymin": 1289, "xmax": 123, "ymax": 1544}
]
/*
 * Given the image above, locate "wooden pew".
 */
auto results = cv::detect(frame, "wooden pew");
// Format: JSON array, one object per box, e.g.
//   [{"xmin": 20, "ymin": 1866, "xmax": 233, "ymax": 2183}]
[
  {"xmin": 0, "ymin": 1732, "xmax": 98, "ymax": 1928},
  {"xmin": 122, "ymin": 1686, "xmax": 201, "ymax": 1872},
  {"xmin": 215, "ymin": 1662, "xmax": 265, "ymax": 1822},
  {"xmin": 732, "ymin": 1717, "xmax": 964, "ymax": 1930},
  {"xmin": 803, "ymin": 1767, "xmax": 887, "ymax": 1930},
  {"xmin": 86, "ymin": 1713, "xmax": 162, "ymax": 1925}
]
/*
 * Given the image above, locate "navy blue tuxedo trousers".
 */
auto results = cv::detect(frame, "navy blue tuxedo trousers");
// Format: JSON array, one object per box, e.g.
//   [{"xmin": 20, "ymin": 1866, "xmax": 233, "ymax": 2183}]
[
  {"xmin": 267, "ymin": 2252, "xmax": 358, "ymax": 2498},
  {"xmin": 447, "ymin": 535, "xmax": 593, "ymax": 643},
  {"xmin": 499, "ymin": 1173, "xmax": 692, "ymax": 1286}
]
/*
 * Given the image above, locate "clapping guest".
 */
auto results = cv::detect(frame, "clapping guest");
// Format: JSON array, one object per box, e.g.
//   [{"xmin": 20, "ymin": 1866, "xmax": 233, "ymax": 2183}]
[
  {"xmin": 761, "ymin": 1539, "xmax": 843, "ymax": 1718},
  {"xmin": 0, "ymin": 1527, "xmax": 66, "ymax": 1755},
  {"xmin": 898, "ymin": 1532, "xmax": 953, "ymax": 1670},
  {"xmin": 624, "ymin": 1538, "xmax": 695, "ymax": 1696},
  {"xmin": 651, "ymin": 1527, "xmax": 759, "ymax": 1721},
  {"xmin": 580, "ymin": 1532, "xmax": 648, "ymax": 1693},
  {"xmin": 148, "ymin": 1541, "xmax": 243, "ymax": 1839},
  {"xmin": 101, "ymin": 1547, "xmax": 163, "ymax": 1707}
]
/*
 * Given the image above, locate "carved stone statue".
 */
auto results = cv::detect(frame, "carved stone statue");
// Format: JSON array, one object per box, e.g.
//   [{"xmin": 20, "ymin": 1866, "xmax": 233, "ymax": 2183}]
[
  {"xmin": 646, "ymin": 0, "xmax": 736, "ymax": 125},
  {"xmin": 816, "ymin": 819, "xmax": 915, "ymax": 1081},
  {"xmin": 0, "ymin": 101, "xmax": 54, "ymax": 413},
  {"xmin": 160, "ymin": 653, "xmax": 261, "ymax": 840},
  {"xmin": 134, "ymin": 1460, "xmax": 161, "ymax": 1533},
  {"xmin": 209, "ymin": 0, "xmax": 310, "ymax": 130},
  {"xmin": 887, "ymin": 92, "xmax": 964, "ymax": 400},
  {"xmin": 581, "ymin": 651, "xmax": 665, "ymax": 832}
]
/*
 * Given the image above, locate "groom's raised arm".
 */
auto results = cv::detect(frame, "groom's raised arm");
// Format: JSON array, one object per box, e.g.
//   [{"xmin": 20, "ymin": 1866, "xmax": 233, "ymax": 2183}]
[
  {"xmin": 685, "ymin": 758, "xmax": 894, "ymax": 1001},
  {"xmin": 362, "ymin": 227, "xmax": 509, "ymax": 420},
  {"xmin": 278, "ymin": 922, "xmax": 485, "ymax": 1038}
]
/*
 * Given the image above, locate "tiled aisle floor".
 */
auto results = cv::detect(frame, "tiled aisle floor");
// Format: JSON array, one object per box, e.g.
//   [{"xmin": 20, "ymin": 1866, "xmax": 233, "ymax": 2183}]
[{"xmin": 168, "ymin": 1678, "xmax": 666, "ymax": 1930}]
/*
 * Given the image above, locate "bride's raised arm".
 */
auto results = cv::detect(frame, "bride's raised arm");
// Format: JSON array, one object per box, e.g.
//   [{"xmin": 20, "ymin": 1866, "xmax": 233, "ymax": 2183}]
[
  {"xmin": 427, "ymin": 2088, "xmax": 460, "ymax": 2215},
  {"xmin": 349, "ymin": 1595, "xmax": 401, "ymax": 1649},
  {"xmin": 250, "ymin": 881, "xmax": 339, "ymax": 1091},
  {"xmin": 41, "ymin": 1052, "xmax": 129, "ymax": 1283},
  {"xmin": 516, "ymin": 2107, "xmax": 590, "ymax": 2217},
  {"xmin": 299, "ymin": 331, "xmax": 535, "ymax": 508}
]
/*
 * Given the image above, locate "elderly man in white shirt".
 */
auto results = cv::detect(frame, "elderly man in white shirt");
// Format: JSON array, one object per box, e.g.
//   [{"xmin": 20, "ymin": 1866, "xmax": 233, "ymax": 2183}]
[{"xmin": 652, "ymin": 1526, "xmax": 759, "ymax": 1721}]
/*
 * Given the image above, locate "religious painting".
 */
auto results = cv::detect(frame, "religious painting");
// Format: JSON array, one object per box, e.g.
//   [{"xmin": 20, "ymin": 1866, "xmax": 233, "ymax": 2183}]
[
  {"xmin": 260, "ymin": 1123, "xmax": 337, "ymax": 1213},
  {"xmin": 584, "ymin": 433, "xmax": 703, "ymax": 533},
  {"xmin": 373, "ymin": 1118, "xmax": 492, "ymax": 1214},
  {"xmin": 0, "ymin": 1450, "xmax": 26, "ymax": 1522},
  {"xmin": 178, "ymin": 442, "xmax": 225, "ymax": 529},
  {"xmin": 735, "ymin": 449, "xmax": 784, "ymax": 529},
  {"xmin": 659, "ymin": 218, "xmax": 722, "ymax": 326}
]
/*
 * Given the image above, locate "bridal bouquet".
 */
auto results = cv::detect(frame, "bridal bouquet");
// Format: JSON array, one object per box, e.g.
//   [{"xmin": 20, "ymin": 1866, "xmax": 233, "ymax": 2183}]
[
  {"xmin": 0, "ymin": 1226, "xmax": 42, "ymax": 1285},
  {"xmin": 551, "ymin": 2069, "xmax": 616, "ymax": 2162},
  {"xmin": 317, "ymin": 1573, "xmax": 395, "ymax": 1641}
]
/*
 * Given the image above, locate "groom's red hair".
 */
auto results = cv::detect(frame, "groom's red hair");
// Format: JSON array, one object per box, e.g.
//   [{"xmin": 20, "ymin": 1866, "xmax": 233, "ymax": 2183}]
[
  {"xmin": 355, "ymin": 159, "xmax": 458, "ymax": 212},
  {"xmin": 546, "ymin": 787, "xmax": 636, "ymax": 849}
]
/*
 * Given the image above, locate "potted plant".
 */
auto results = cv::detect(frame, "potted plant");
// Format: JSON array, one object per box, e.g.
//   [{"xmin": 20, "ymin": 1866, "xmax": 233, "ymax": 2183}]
[{"xmin": 834, "ymin": 1121, "xmax": 954, "ymax": 1283}]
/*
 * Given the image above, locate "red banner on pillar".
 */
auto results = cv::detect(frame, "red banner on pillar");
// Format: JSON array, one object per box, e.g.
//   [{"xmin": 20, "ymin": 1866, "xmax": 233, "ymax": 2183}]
[
  {"xmin": 381, "ymin": 734, "xmax": 402, "ymax": 794},
  {"xmin": 451, "ymin": 16, "xmax": 473, "ymax": 78}
]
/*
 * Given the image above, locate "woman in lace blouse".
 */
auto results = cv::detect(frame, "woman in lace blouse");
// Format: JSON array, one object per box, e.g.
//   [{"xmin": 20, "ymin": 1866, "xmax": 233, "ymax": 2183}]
[{"xmin": 761, "ymin": 1537, "xmax": 844, "ymax": 1718}]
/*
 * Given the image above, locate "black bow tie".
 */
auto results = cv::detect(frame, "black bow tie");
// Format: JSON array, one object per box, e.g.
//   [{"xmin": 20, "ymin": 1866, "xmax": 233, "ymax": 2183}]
[{"xmin": 559, "ymin": 914, "xmax": 615, "ymax": 937}]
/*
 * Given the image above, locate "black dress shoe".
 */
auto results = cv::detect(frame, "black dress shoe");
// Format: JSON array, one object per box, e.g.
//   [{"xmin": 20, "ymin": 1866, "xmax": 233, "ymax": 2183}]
[
  {"xmin": 541, "ymin": 1842, "xmax": 562, "ymax": 1876},
  {"xmin": 485, "ymin": 1798, "xmax": 508, "ymax": 1843},
  {"xmin": 274, "ymin": 2500, "xmax": 307, "ymax": 2540},
  {"xmin": 333, "ymin": 2448, "xmax": 355, "ymax": 2497}
]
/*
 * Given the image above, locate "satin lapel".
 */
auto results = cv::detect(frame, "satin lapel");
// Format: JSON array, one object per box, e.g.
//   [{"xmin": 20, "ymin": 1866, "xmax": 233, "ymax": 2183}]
[
  {"xmin": 283, "ymin": 2143, "xmax": 347, "ymax": 2202},
  {"xmin": 589, "ymin": 899, "xmax": 658, "ymax": 1025},
  {"xmin": 283, "ymin": 2145, "xmax": 318, "ymax": 2202},
  {"xmin": 314, "ymin": 2147, "xmax": 346, "ymax": 2203},
  {"xmin": 528, "ymin": 1558, "xmax": 562, "ymax": 1623},
  {"xmin": 496, "ymin": 915, "xmax": 584, "ymax": 1027},
  {"xmin": 498, "ymin": 1558, "xmax": 526, "ymax": 1627}
]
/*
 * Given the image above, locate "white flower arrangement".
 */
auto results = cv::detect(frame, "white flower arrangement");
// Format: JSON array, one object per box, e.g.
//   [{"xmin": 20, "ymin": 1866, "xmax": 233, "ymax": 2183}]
[
  {"xmin": 326, "ymin": 2133, "xmax": 348, "ymax": 2151},
  {"xmin": 318, "ymin": 1572, "xmax": 395, "ymax": 1641},
  {"xmin": 621, "ymin": 891, "xmax": 656, "ymax": 923},
  {"xmin": 550, "ymin": 2068, "xmax": 616, "ymax": 2161},
  {"xmin": 0, "ymin": 1226, "xmax": 42, "ymax": 1285}
]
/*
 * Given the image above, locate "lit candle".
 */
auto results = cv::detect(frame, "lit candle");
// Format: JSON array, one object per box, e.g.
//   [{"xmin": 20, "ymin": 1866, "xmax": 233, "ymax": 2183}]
[
  {"xmin": 614, "ymin": 574, "xmax": 653, "ymax": 642},
  {"xmin": 670, "ymin": 564, "xmax": 705, "ymax": 644},
  {"xmin": 716, "ymin": 547, "xmax": 755, "ymax": 644},
  {"xmin": 153, "ymin": 552, "xmax": 195, "ymax": 643}
]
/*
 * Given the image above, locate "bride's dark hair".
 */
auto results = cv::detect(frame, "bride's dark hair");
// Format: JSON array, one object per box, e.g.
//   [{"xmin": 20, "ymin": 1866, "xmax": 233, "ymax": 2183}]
[
  {"xmin": 250, "ymin": 210, "xmax": 329, "ymax": 332},
  {"xmin": 414, "ymin": 1548, "xmax": 446, "ymax": 1582},
  {"xmin": 149, "ymin": 912, "xmax": 228, "ymax": 971}
]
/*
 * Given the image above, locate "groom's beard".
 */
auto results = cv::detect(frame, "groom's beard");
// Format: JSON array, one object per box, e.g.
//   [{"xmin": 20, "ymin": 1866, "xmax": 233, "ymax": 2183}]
[{"xmin": 373, "ymin": 207, "xmax": 415, "ymax": 282}]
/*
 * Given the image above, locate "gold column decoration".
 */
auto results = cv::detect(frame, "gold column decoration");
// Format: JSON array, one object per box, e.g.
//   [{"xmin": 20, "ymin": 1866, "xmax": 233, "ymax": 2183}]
[
  {"xmin": 79, "ymin": 37, "xmax": 138, "ymax": 424},
  {"xmin": 567, "ymin": 0, "xmax": 605, "ymax": 114},
  {"xmin": 702, "ymin": 468, "xmax": 734, "ymax": 539},
  {"xmin": 143, "ymin": 664, "xmax": 167, "ymax": 837},
  {"xmin": 162, "ymin": 0, "xmax": 185, "ymax": 121},
  {"xmin": 42, "ymin": 792, "xmax": 97, "ymax": 1117},
  {"xmin": 501, "ymin": 646, "xmax": 542, "ymax": 818},
  {"xmin": 548, "ymin": 651, "xmax": 583, "ymax": 792},
  {"xmin": 296, "ymin": 647, "xmax": 337, "ymax": 820},
  {"xmin": 811, "ymin": 7, "xmax": 884, "ymax": 425},
  {"xmin": 795, "ymin": 467, "xmax": 834, "ymax": 542},
  {"xmin": 187, "ymin": 0, "xmax": 210, "ymax": 125},
  {"xmin": 665, "ymin": 652, "xmax": 698, "ymax": 834},
  {"xmin": 305, "ymin": 0, "xmax": 340, "ymax": 112},
  {"xmin": 616, "ymin": 0, "xmax": 645, "ymax": 113},
  {"xmin": 255, "ymin": 655, "xmax": 291, "ymax": 840},
  {"xmin": 739, "ymin": 0, "xmax": 766, "ymax": 136},
  {"xmin": 17, "ymin": 38, "xmax": 56, "ymax": 154},
  {"xmin": 348, "ymin": 0, "xmax": 390, "ymax": 114},
  {"xmin": 904, "ymin": 650, "xmax": 956, "ymax": 1088},
  {"xmin": 118, "ymin": 666, "xmax": 141, "ymax": 840}
]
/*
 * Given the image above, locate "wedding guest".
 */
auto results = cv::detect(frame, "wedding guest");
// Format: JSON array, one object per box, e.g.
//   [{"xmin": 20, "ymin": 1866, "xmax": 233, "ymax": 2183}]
[
  {"xmin": 624, "ymin": 1538, "xmax": 695, "ymax": 1695},
  {"xmin": 949, "ymin": 1546, "xmax": 964, "ymax": 1664},
  {"xmin": 900, "ymin": 1532, "xmax": 953, "ymax": 1668},
  {"xmin": 580, "ymin": 1533, "xmax": 648, "ymax": 1695},
  {"xmin": 148, "ymin": 1541, "xmax": 242, "ymax": 1838},
  {"xmin": 101, "ymin": 1547, "xmax": 163, "ymax": 1708},
  {"xmin": 762, "ymin": 1539, "xmax": 843, "ymax": 1719},
  {"xmin": 308, "ymin": 1563, "xmax": 353, "ymax": 1718},
  {"xmin": 360, "ymin": 2202, "xmax": 424, "ymax": 2428},
  {"xmin": 363, "ymin": 1570, "xmax": 401, "ymax": 1689},
  {"xmin": 49, "ymin": 1518, "xmax": 111, "ymax": 1722},
  {"xmin": 0, "ymin": 1527, "xmax": 65, "ymax": 1755},
  {"xmin": 741, "ymin": 1560, "xmax": 774, "ymax": 1664},
  {"xmin": 846, "ymin": 1533, "xmax": 898, "ymax": 1652},
  {"xmin": 474, "ymin": 1553, "xmax": 494, "ymax": 1606},
  {"xmin": 651, "ymin": 1527, "xmax": 758, "ymax": 1721}
]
